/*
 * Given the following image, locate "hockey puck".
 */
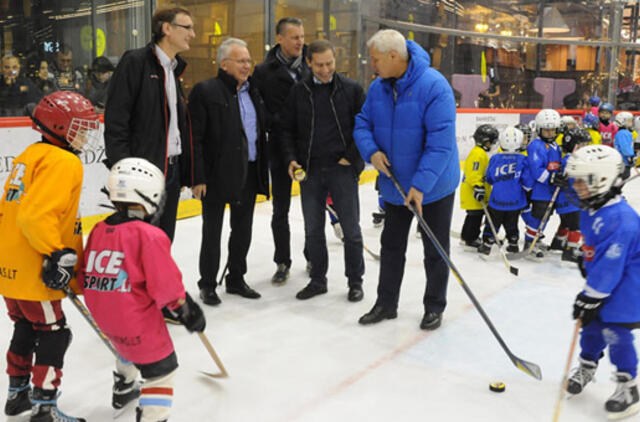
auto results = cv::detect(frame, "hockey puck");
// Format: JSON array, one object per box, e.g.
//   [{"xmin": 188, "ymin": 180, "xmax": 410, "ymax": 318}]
[{"xmin": 489, "ymin": 381, "xmax": 506, "ymax": 393}]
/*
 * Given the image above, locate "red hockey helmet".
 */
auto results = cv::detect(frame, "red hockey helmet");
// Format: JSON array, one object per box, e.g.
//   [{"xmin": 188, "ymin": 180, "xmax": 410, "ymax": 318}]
[{"xmin": 31, "ymin": 91, "xmax": 101, "ymax": 152}]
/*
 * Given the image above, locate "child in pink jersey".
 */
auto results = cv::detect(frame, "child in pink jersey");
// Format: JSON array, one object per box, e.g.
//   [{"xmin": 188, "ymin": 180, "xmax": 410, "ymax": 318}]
[{"xmin": 80, "ymin": 158, "xmax": 205, "ymax": 422}]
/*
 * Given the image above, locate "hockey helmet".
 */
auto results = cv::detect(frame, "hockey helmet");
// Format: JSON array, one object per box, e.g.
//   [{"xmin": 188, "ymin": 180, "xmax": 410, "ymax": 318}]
[
  {"xmin": 588, "ymin": 95, "xmax": 601, "ymax": 106},
  {"xmin": 614, "ymin": 111, "xmax": 633, "ymax": 128},
  {"xmin": 534, "ymin": 109, "xmax": 561, "ymax": 141},
  {"xmin": 599, "ymin": 102, "xmax": 615, "ymax": 114},
  {"xmin": 473, "ymin": 124, "xmax": 499, "ymax": 149},
  {"xmin": 499, "ymin": 127, "xmax": 524, "ymax": 153},
  {"xmin": 31, "ymin": 91, "xmax": 101, "ymax": 152},
  {"xmin": 107, "ymin": 158, "xmax": 166, "ymax": 218},
  {"xmin": 561, "ymin": 128, "xmax": 591, "ymax": 154},
  {"xmin": 582, "ymin": 113, "xmax": 599, "ymax": 130}
]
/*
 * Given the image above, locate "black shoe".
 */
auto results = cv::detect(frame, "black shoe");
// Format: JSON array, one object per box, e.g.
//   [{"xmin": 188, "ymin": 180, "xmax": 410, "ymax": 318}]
[
  {"xmin": 226, "ymin": 280, "xmax": 261, "ymax": 299},
  {"xmin": 358, "ymin": 304, "xmax": 397, "ymax": 325},
  {"xmin": 112, "ymin": 372, "xmax": 141, "ymax": 410},
  {"xmin": 296, "ymin": 282, "xmax": 328, "ymax": 300},
  {"xmin": 420, "ymin": 312, "xmax": 442, "ymax": 330},
  {"xmin": 200, "ymin": 287, "xmax": 221, "ymax": 306},
  {"xmin": 162, "ymin": 307, "xmax": 181, "ymax": 325},
  {"xmin": 477, "ymin": 243, "xmax": 491, "ymax": 255},
  {"xmin": 271, "ymin": 264, "xmax": 289, "ymax": 285},
  {"xmin": 348, "ymin": 285, "xmax": 364, "ymax": 302},
  {"xmin": 5, "ymin": 375, "xmax": 30, "ymax": 416}
]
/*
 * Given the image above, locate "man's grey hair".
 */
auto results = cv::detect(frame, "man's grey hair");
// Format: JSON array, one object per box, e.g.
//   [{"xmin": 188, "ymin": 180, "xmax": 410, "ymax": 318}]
[
  {"xmin": 217, "ymin": 38, "xmax": 248, "ymax": 64},
  {"xmin": 366, "ymin": 29, "xmax": 408, "ymax": 60}
]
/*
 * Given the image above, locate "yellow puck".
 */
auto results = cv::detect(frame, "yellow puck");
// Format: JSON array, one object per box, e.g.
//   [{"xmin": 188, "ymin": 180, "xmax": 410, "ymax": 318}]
[
  {"xmin": 489, "ymin": 381, "xmax": 505, "ymax": 392},
  {"xmin": 294, "ymin": 168, "xmax": 306, "ymax": 181}
]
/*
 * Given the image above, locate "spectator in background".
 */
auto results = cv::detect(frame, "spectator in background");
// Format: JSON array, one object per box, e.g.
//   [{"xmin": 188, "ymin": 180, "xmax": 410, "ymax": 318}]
[
  {"xmin": 33, "ymin": 60, "xmax": 57, "ymax": 97},
  {"xmin": 50, "ymin": 44, "xmax": 85, "ymax": 93},
  {"xmin": 0, "ymin": 54, "xmax": 40, "ymax": 116},
  {"xmin": 86, "ymin": 56, "xmax": 115, "ymax": 112}
]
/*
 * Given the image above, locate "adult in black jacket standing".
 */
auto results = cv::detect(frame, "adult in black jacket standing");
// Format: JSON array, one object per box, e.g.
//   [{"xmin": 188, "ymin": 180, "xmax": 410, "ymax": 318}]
[
  {"xmin": 104, "ymin": 6, "xmax": 204, "ymax": 242},
  {"xmin": 253, "ymin": 17, "xmax": 309, "ymax": 285},
  {"xmin": 189, "ymin": 38, "xmax": 269, "ymax": 305},
  {"xmin": 281, "ymin": 39, "xmax": 366, "ymax": 302}
]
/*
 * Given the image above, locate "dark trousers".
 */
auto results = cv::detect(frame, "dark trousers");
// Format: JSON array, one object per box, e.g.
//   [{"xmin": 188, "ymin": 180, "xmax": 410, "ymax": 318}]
[
  {"xmin": 198, "ymin": 163, "xmax": 258, "ymax": 289},
  {"xmin": 482, "ymin": 207, "xmax": 521, "ymax": 242},
  {"xmin": 158, "ymin": 161, "xmax": 181, "ymax": 243},
  {"xmin": 299, "ymin": 163, "xmax": 364, "ymax": 287},
  {"xmin": 461, "ymin": 209, "xmax": 483, "ymax": 243},
  {"xmin": 377, "ymin": 192, "xmax": 454, "ymax": 313},
  {"xmin": 270, "ymin": 161, "xmax": 293, "ymax": 267}
]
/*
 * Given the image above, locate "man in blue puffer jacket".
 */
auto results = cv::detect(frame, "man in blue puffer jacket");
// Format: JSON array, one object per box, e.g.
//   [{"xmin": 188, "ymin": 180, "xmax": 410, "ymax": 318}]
[{"xmin": 354, "ymin": 29, "xmax": 459, "ymax": 330}]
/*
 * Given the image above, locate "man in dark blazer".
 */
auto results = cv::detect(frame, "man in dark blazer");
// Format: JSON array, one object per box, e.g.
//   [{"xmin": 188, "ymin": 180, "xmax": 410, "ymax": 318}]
[{"xmin": 189, "ymin": 38, "xmax": 269, "ymax": 305}]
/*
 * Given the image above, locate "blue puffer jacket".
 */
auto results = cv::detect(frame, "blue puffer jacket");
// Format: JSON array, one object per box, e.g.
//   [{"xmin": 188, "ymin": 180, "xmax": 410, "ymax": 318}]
[{"xmin": 354, "ymin": 40, "xmax": 459, "ymax": 206}]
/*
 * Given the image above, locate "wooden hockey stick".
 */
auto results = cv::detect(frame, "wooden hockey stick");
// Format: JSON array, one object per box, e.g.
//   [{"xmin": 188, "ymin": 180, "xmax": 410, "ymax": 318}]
[
  {"xmin": 325, "ymin": 203, "xmax": 380, "ymax": 260},
  {"xmin": 480, "ymin": 202, "xmax": 519, "ymax": 276},
  {"xmin": 63, "ymin": 286, "xmax": 122, "ymax": 359},
  {"xmin": 198, "ymin": 332, "xmax": 228, "ymax": 378},
  {"xmin": 389, "ymin": 171, "xmax": 542, "ymax": 380},
  {"xmin": 552, "ymin": 320, "xmax": 581, "ymax": 422}
]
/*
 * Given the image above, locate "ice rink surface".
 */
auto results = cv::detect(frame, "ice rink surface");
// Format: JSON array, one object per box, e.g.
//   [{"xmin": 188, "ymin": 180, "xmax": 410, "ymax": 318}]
[{"xmin": 2, "ymin": 175, "xmax": 640, "ymax": 422}]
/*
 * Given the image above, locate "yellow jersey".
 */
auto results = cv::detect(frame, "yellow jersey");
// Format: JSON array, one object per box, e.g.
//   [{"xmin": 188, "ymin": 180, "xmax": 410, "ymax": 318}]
[
  {"xmin": 0, "ymin": 142, "xmax": 84, "ymax": 301},
  {"xmin": 460, "ymin": 145, "xmax": 491, "ymax": 210},
  {"xmin": 587, "ymin": 128, "xmax": 602, "ymax": 145}
]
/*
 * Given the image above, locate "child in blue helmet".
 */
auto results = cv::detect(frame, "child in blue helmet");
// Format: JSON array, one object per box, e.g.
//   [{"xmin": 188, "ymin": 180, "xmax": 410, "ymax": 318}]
[{"xmin": 598, "ymin": 103, "xmax": 618, "ymax": 147}]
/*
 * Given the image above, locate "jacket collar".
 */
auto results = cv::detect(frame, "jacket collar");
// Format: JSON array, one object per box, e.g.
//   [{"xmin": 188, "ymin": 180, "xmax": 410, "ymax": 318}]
[
  {"xmin": 217, "ymin": 68, "xmax": 242, "ymax": 93},
  {"xmin": 265, "ymin": 44, "xmax": 309, "ymax": 67},
  {"xmin": 146, "ymin": 43, "xmax": 187, "ymax": 77}
]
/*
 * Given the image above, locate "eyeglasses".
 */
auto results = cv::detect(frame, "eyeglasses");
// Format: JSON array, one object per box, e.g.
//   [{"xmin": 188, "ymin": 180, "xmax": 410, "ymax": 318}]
[
  {"xmin": 171, "ymin": 22, "xmax": 194, "ymax": 32},
  {"xmin": 225, "ymin": 58, "xmax": 254, "ymax": 66}
]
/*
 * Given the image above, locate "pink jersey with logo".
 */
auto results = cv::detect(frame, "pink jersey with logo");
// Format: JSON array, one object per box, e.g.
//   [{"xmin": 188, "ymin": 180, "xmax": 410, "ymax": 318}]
[
  {"xmin": 599, "ymin": 121, "xmax": 618, "ymax": 147},
  {"xmin": 80, "ymin": 219, "xmax": 185, "ymax": 364}
]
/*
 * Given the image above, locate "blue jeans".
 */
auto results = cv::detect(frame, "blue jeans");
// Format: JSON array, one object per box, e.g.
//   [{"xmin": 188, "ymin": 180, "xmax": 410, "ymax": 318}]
[{"xmin": 299, "ymin": 163, "xmax": 364, "ymax": 287}]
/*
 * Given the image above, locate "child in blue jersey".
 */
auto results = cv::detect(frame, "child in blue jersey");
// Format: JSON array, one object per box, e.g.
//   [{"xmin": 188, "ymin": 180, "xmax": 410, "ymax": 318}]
[
  {"xmin": 525, "ymin": 109, "xmax": 564, "ymax": 259},
  {"xmin": 549, "ymin": 128, "xmax": 591, "ymax": 263},
  {"xmin": 614, "ymin": 111, "xmax": 635, "ymax": 179},
  {"xmin": 478, "ymin": 127, "xmax": 532, "ymax": 255},
  {"xmin": 564, "ymin": 145, "xmax": 640, "ymax": 420}
]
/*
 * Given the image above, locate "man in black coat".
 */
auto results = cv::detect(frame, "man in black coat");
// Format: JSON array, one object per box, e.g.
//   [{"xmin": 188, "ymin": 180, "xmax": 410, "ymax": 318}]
[
  {"xmin": 104, "ymin": 7, "xmax": 203, "ymax": 242},
  {"xmin": 253, "ymin": 17, "xmax": 310, "ymax": 285},
  {"xmin": 0, "ymin": 55, "xmax": 40, "ymax": 116},
  {"xmin": 281, "ymin": 39, "xmax": 366, "ymax": 302},
  {"xmin": 189, "ymin": 38, "xmax": 269, "ymax": 305}
]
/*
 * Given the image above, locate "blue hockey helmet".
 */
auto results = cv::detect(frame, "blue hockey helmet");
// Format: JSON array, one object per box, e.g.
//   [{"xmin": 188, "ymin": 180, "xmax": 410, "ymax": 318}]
[
  {"xmin": 588, "ymin": 95, "xmax": 601, "ymax": 106},
  {"xmin": 582, "ymin": 113, "xmax": 599, "ymax": 129},
  {"xmin": 599, "ymin": 102, "xmax": 614, "ymax": 114}
]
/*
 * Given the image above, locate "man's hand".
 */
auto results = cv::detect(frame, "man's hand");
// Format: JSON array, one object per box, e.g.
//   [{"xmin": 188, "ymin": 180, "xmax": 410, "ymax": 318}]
[
  {"xmin": 288, "ymin": 160, "xmax": 302, "ymax": 180},
  {"xmin": 371, "ymin": 151, "xmax": 391, "ymax": 177},
  {"xmin": 405, "ymin": 187, "xmax": 423, "ymax": 216},
  {"xmin": 191, "ymin": 184, "xmax": 206, "ymax": 200},
  {"xmin": 338, "ymin": 158, "xmax": 351, "ymax": 166}
]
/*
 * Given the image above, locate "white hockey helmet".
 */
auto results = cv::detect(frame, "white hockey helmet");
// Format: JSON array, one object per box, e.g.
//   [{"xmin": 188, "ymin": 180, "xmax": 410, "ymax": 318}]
[
  {"xmin": 499, "ymin": 126, "xmax": 524, "ymax": 153},
  {"xmin": 560, "ymin": 115, "xmax": 577, "ymax": 128},
  {"xmin": 564, "ymin": 145, "xmax": 624, "ymax": 209},
  {"xmin": 614, "ymin": 111, "xmax": 633, "ymax": 128},
  {"xmin": 107, "ymin": 158, "xmax": 166, "ymax": 216},
  {"xmin": 535, "ymin": 109, "xmax": 561, "ymax": 131}
]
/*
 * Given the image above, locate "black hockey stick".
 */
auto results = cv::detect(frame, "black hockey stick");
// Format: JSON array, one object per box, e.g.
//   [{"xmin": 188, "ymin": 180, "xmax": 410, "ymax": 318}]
[
  {"xmin": 526, "ymin": 186, "xmax": 561, "ymax": 256},
  {"xmin": 389, "ymin": 171, "xmax": 542, "ymax": 380},
  {"xmin": 480, "ymin": 202, "xmax": 519, "ymax": 276},
  {"xmin": 325, "ymin": 203, "xmax": 380, "ymax": 260},
  {"xmin": 63, "ymin": 285, "xmax": 121, "ymax": 359}
]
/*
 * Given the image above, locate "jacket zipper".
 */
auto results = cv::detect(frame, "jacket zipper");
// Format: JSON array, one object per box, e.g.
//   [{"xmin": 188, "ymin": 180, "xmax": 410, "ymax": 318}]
[
  {"xmin": 303, "ymin": 81, "xmax": 315, "ymax": 175},
  {"xmin": 330, "ymin": 80, "xmax": 348, "ymax": 152}
]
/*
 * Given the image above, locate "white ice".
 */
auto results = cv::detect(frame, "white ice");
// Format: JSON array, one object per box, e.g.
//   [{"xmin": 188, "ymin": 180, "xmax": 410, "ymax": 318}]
[{"xmin": 2, "ymin": 176, "xmax": 640, "ymax": 422}]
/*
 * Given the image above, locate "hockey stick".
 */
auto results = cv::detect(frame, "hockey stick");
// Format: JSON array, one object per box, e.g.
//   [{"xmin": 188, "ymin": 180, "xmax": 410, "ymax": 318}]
[
  {"xmin": 389, "ymin": 171, "xmax": 542, "ymax": 380},
  {"xmin": 552, "ymin": 320, "xmax": 581, "ymax": 422},
  {"xmin": 325, "ymin": 203, "xmax": 380, "ymax": 260},
  {"xmin": 480, "ymin": 202, "xmax": 519, "ymax": 276},
  {"xmin": 198, "ymin": 332, "xmax": 229, "ymax": 378},
  {"xmin": 527, "ymin": 186, "xmax": 561, "ymax": 255},
  {"xmin": 63, "ymin": 286, "xmax": 121, "ymax": 359},
  {"xmin": 217, "ymin": 262, "xmax": 229, "ymax": 286}
]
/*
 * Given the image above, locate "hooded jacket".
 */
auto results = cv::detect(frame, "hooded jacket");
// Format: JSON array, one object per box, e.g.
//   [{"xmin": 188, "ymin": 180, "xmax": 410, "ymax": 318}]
[{"xmin": 353, "ymin": 40, "xmax": 459, "ymax": 205}]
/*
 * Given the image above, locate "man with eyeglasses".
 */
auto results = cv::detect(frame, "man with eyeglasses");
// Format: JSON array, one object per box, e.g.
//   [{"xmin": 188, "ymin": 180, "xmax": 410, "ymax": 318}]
[
  {"xmin": 105, "ymin": 6, "xmax": 204, "ymax": 245},
  {"xmin": 188, "ymin": 38, "xmax": 269, "ymax": 305}
]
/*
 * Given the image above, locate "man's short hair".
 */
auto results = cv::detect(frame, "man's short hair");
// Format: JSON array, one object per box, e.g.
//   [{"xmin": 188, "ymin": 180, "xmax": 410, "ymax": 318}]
[
  {"xmin": 152, "ymin": 7, "xmax": 191, "ymax": 44},
  {"xmin": 276, "ymin": 17, "xmax": 302, "ymax": 35},
  {"xmin": 217, "ymin": 38, "xmax": 248, "ymax": 64},
  {"xmin": 307, "ymin": 39, "xmax": 335, "ymax": 61},
  {"xmin": 366, "ymin": 29, "xmax": 408, "ymax": 60},
  {"xmin": 58, "ymin": 44, "xmax": 72, "ymax": 56},
  {"xmin": 2, "ymin": 54, "xmax": 17, "ymax": 63}
]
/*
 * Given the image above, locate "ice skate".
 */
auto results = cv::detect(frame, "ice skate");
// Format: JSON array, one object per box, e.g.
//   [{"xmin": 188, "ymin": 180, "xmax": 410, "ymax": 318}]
[
  {"xmin": 372, "ymin": 207, "xmax": 385, "ymax": 227},
  {"xmin": 112, "ymin": 372, "xmax": 141, "ymax": 417},
  {"xmin": 605, "ymin": 372, "xmax": 639, "ymax": 420},
  {"xmin": 5, "ymin": 375, "xmax": 31, "ymax": 418},
  {"xmin": 567, "ymin": 357, "xmax": 597, "ymax": 395},
  {"xmin": 29, "ymin": 387, "xmax": 86, "ymax": 422},
  {"xmin": 524, "ymin": 239, "xmax": 545, "ymax": 261},
  {"xmin": 561, "ymin": 246, "xmax": 581, "ymax": 263}
]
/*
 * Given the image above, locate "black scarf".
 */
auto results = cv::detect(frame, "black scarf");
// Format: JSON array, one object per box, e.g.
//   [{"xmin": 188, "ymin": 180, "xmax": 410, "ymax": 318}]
[{"xmin": 275, "ymin": 47, "xmax": 304, "ymax": 79}]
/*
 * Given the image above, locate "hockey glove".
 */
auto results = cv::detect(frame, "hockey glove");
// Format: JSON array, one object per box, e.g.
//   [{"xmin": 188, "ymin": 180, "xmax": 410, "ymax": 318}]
[
  {"xmin": 549, "ymin": 172, "xmax": 568, "ymax": 188},
  {"xmin": 171, "ymin": 293, "xmax": 206, "ymax": 333},
  {"xmin": 473, "ymin": 185, "xmax": 486, "ymax": 202},
  {"xmin": 572, "ymin": 293, "xmax": 603, "ymax": 327},
  {"xmin": 42, "ymin": 248, "xmax": 77, "ymax": 290}
]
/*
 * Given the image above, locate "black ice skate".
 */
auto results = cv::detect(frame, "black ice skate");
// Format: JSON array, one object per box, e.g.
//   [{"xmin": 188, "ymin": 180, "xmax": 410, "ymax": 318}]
[
  {"xmin": 549, "ymin": 236, "xmax": 566, "ymax": 252},
  {"xmin": 4, "ymin": 375, "xmax": 31, "ymax": 417},
  {"xmin": 506, "ymin": 241, "xmax": 519, "ymax": 254},
  {"xmin": 524, "ymin": 239, "xmax": 545, "ymax": 261},
  {"xmin": 460, "ymin": 238, "xmax": 482, "ymax": 251},
  {"xmin": 605, "ymin": 372, "xmax": 640, "ymax": 420},
  {"xmin": 567, "ymin": 357, "xmax": 598, "ymax": 395},
  {"xmin": 477, "ymin": 242, "xmax": 492, "ymax": 255},
  {"xmin": 561, "ymin": 246, "xmax": 581, "ymax": 263},
  {"xmin": 30, "ymin": 387, "xmax": 86, "ymax": 422},
  {"xmin": 112, "ymin": 372, "xmax": 141, "ymax": 416},
  {"xmin": 372, "ymin": 207, "xmax": 385, "ymax": 227}
]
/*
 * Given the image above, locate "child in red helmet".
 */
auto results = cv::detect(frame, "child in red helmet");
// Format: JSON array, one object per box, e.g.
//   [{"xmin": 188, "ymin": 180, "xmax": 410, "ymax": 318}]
[{"xmin": 0, "ymin": 91, "xmax": 100, "ymax": 422}]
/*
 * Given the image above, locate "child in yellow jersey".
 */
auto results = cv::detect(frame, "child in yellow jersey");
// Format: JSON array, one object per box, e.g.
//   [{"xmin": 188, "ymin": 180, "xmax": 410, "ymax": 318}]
[
  {"xmin": 460, "ymin": 124, "xmax": 498, "ymax": 248},
  {"xmin": 0, "ymin": 92, "xmax": 100, "ymax": 422},
  {"xmin": 582, "ymin": 113, "xmax": 602, "ymax": 145}
]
